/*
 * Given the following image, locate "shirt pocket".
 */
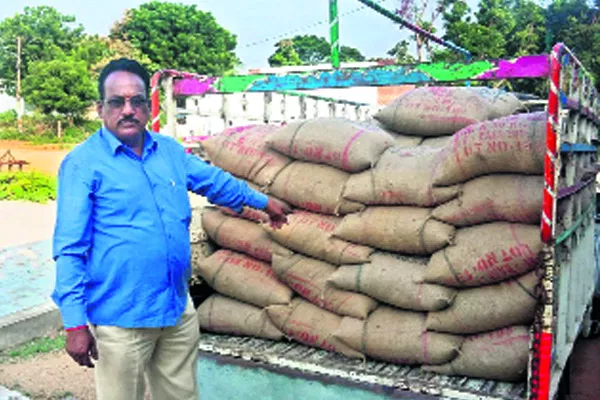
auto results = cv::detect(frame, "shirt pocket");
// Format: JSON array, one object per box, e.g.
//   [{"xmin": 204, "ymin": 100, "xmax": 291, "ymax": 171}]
[{"xmin": 160, "ymin": 178, "xmax": 191, "ymax": 224}]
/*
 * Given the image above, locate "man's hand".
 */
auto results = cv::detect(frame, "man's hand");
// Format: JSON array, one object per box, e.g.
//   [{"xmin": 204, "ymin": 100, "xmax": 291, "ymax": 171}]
[
  {"xmin": 66, "ymin": 327, "xmax": 98, "ymax": 368},
  {"xmin": 264, "ymin": 197, "xmax": 291, "ymax": 229}
]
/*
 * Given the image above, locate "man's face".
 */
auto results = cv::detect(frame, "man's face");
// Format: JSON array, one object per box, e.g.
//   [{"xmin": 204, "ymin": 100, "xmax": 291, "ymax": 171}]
[{"xmin": 97, "ymin": 71, "xmax": 150, "ymax": 140}]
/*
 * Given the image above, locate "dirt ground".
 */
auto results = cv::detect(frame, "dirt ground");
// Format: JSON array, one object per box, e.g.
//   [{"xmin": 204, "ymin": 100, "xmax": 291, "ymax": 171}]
[
  {"xmin": 0, "ymin": 351, "xmax": 96, "ymax": 400},
  {"xmin": 0, "ymin": 200, "xmax": 56, "ymax": 248},
  {"xmin": 0, "ymin": 140, "xmax": 71, "ymax": 176}
]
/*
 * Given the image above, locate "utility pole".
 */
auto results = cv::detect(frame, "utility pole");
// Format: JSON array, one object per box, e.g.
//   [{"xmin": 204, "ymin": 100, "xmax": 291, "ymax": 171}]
[
  {"xmin": 329, "ymin": 0, "xmax": 340, "ymax": 69},
  {"xmin": 16, "ymin": 36, "xmax": 22, "ymax": 133}
]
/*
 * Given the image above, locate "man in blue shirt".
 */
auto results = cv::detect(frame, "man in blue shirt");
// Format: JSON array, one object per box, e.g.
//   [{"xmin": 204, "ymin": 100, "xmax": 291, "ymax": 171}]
[{"xmin": 52, "ymin": 58, "xmax": 289, "ymax": 400}]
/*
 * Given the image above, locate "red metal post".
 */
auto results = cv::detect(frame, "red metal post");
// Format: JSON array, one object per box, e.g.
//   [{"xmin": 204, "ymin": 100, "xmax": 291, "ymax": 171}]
[{"xmin": 151, "ymin": 71, "xmax": 162, "ymax": 132}]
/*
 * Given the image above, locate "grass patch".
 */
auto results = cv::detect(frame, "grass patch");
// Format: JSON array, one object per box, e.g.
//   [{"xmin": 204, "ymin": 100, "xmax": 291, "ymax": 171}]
[
  {"xmin": 0, "ymin": 171, "xmax": 57, "ymax": 203},
  {"xmin": 1, "ymin": 333, "xmax": 66, "ymax": 363}
]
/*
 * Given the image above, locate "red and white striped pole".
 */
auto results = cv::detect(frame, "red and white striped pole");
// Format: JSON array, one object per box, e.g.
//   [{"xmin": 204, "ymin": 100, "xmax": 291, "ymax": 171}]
[
  {"xmin": 150, "ymin": 71, "xmax": 162, "ymax": 132},
  {"xmin": 533, "ymin": 43, "xmax": 564, "ymax": 400},
  {"xmin": 541, "ymin": 44, "xmax": 562, "ymax": 244}
]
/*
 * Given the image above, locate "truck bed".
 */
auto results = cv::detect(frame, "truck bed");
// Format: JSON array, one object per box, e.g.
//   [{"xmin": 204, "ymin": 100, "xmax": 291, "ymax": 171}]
[{"xmin": 198, "ymin": 333, "xmax": 527, "ymax": 400}]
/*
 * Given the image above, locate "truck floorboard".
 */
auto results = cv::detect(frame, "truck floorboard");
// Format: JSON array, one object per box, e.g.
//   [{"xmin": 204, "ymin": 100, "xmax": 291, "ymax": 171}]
[{"xmin": 198, "ymin": 333, "xmax": 527, "ymax": 400}]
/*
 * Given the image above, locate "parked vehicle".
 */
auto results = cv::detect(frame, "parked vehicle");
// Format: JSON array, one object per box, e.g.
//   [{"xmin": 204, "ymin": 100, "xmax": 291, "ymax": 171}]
[{"xmin": 154, "ymin": 43, "xmax": 598, "ymax": 400}]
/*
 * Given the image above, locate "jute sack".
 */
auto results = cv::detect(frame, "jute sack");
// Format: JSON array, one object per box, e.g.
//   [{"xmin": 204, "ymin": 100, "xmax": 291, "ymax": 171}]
[
  {"xmin": 266, "ymin": 298, "xmax": 364, "ymax": 359},
  {"xmin": 344, "ymin": 147, "xmax": 459, "ymax": 207},
  {"xmin": 201, "ymin": 207, "xmax": 291, "ymax": 262},
  {"xmin": 264, "ymin": 211, "xmax": 374, "ymax": 265},
  {"xmin": 197, "ymin": 294, "xmax": 284, "ymax": 340},
  {"xmin": 333, "ymin": 306, "xmax": 463, "ymax": 365},
  {"xmin": 424, "ymin": 325, "xmax": 530, "ymax": 381},
  {"xmin": 374, "ymin": 87, "xmax": 494, "ymax": 136},
  {"xmin": 200, "ymin": 125, "xmax": 292, "ymax": 186},
  {"xmin": 327, "ymin": 252, "xmax": 456, "ymax": 311},
  {"xmin": 196, "ymin": 249, "xmax": 293, "ymax": 307},
  {"xmin": 420, "ymin": 135, "xmax": 453, "ymax": 149},
  {"xmin": 391, "ymin": 133, "xmax": 424, "ymax": 148},
  {"xmin": 267, "ymin": 118, "xmax": 395, "ymax": 172},
  {"xmin": 360, "ymin": 119, "xmax": 424, "ymax": 147},
  {"xmin": 218, "ymin": 205, "xmax": 270, "ymax": 224},
  {"xmin": 333, "ymin": 207, "xmax": 455, "ymax": 255},
  {"xmin": 471, "ymin": 87, "xmax": 524, "ymax": 119},
  {"xmin": 423, "ymin": 222, "xmax": 542, "ymax": 287},
  {"xmin": 269, "ymin": 161, "xmax": 364, "ymax": 215},
  {"xmin": 432, "ymin": 175, "xmax": 543, "ymax": 227},
  {"xmin": 432, "ymin": 112, "xmax": 546, "ymax": 186},
  {"xmin": 272, "ymin": 253, "xmax": 378, "ymax": 319},
  {"xmin": 426, "ymin": 271, "xmax": 538, "ymax": 334}
]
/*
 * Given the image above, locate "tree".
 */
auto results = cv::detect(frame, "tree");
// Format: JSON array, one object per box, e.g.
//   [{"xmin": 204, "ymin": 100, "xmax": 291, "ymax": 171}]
[
  {"xmin": 340, "ymin": 46, "xmax": 366, "ymax": 62},
  {"xmin": 0, "ymin": 6, "xmax": 84, "ymax": 94},
  {"xmin": 22, "ymin": 57, "xmax": 96, "ymax": 120},
  {"xmin": 72, "ymin": 35, "xmax": 160, "ymax": 79},
  {"xmin": 268, "ymin": 40, "xmax": 303, "ymax": 67},
  {"xmin": 436, "ymin": 0, "xmax": 507, "ymax": 59},
  {"xmin": 290, "ymin": 35, "xmax": 331, "ymax": 64},
  {"xmin": 506, "ymin": 0, "xmax": 547, "ymax": 56},
  {"xmin": 110, "ymin": 1, "xmax": 238, "ymax": 75},
  {"xmin": 387, "ymin": 40, "xmax": 416, "ymax": 63},
  {"xmin": 396, "ymin": 0, "xmax": 446, "ymax": 61},
  {"xmin": 546, "ymin": 0, "xmax": 600, "ymax": 86},
  {"xmin": 436, "ymin": 0, "xmax": 546, "ymax": 61},
  {"xmin": 267, "ymin": 34, "xmax": 365, "ymax": 66}
]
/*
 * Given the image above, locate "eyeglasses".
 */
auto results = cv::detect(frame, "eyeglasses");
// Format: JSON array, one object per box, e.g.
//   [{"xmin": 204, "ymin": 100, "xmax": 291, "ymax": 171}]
[{"xmin": 103, "ymin": 96, "xmax": 149, "ymax": 111}]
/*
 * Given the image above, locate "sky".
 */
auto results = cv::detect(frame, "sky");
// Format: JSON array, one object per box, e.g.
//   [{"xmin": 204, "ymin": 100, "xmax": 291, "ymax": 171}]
[{"xmin": 0, "ymin": 0, "xmax": 449, "ymax": 69}]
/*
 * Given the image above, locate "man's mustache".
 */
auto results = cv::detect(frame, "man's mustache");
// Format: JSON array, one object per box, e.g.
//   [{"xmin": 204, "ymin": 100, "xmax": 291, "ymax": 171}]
[{"xmin": 118, "ymin": 117, "xmax": 140, "ymax": 125}]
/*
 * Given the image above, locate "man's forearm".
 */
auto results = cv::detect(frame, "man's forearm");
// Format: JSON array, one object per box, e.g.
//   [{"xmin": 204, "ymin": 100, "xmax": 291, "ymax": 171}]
[{"xmin": 51, "ymin": 254, "xmax": 89, "ymax": 329}]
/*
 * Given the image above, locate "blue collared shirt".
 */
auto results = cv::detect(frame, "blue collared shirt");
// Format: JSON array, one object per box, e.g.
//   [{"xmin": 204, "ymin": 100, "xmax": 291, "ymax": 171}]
[{"xmin": 52, "ymin": 128, "xmax": 268, "ymax": 329}]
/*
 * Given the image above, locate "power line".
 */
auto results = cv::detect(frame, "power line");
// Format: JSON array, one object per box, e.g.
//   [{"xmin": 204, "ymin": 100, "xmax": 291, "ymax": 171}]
[{"xmin": 239, "ymin": 0, "xmax": 389, "ymax": 49}]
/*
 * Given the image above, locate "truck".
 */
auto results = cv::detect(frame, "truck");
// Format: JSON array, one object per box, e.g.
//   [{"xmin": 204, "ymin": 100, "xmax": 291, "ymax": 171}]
[{"xmin": 152, "ymin": 42, "xmax": 599, "ymax": 400}]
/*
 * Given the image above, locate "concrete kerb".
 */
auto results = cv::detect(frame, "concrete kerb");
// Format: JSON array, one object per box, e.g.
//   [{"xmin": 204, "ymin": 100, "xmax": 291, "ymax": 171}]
[{"xmin": 0, "ymin": 302, "xmax": 62, "ymax": 351}]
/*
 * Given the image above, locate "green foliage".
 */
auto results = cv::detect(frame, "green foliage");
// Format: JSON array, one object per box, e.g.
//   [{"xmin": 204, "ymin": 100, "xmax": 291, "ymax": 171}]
[
  {"xmin": 546, "ymin": 0, "xmax": 600, "ymax": 87},
  {"xmin": 0, "ymin": 171, "xmax": 57, "ymax": 203},
  {"xmin": 110, "ymin": 1, "xmax": 238, "ymax": 75},
  {"xmin": 289, "ymin": 35, "xmax": 330, "ymax": 64},
  {"xmin": 1, "ymin": 334, "xmax": 66, "ymax": 361},
  {"xmin": 340, "ymin": 46, "xmax": 366, "ymax": 62},
  {"xmin": 70, "ymin": 35, "xmax": 112, "ymax": 72},
  {"xmin": 85, "ymin": 36, "xmax": 160, "ymax": 79},
  {"xmin": 22, "ymin": 56, "xmax": 96, "ymax": 120},
  {"xmin": 268, "ymin": 40, "xmax": 303, "ymax": 67},
  {"xmin": 268, "ymin": 35, "xmax": 365, "ymax": 66},
  {"xmin": 0, "ymin": 110, "xmax": 17, "ymax": 124},
  {"xmin": 506, "ymin": 0, "xmax": 547, "ymax": 56},
  {"xmin": 438, "ymin": 0, "xmax": 545, "ymax": 60},
  {"xmin": 0, "ymin": 112, "xmax": 99, "ymax": 144},
  {"xmin": 387, "ymin": 40, "xmax": 416, "ymax": 63},
  {"xmin": 0, "ymin": 6, "xmax": 84, "ymax": 94}
]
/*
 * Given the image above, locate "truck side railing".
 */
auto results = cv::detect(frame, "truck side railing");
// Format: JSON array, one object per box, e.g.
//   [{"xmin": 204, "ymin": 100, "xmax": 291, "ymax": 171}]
[{"xmin": 533, "ymin": 43, "xmax": 599, "ymax": 400}]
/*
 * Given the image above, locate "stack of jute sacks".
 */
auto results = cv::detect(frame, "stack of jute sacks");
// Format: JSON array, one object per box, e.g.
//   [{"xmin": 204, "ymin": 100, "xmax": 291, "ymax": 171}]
[{"xmin": 192, "ymin": 86, "xmax": 546, "ymax": 382}]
